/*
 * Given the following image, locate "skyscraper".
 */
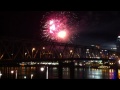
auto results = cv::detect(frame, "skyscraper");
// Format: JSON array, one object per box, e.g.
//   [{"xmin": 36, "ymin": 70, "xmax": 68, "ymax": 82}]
[{"xmin": 116, "ymin": 35, "xmax": 120, "ymax": 52}]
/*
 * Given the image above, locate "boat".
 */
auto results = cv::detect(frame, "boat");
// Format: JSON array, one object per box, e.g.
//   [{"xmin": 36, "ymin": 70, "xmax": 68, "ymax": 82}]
[{"xmin": 98, "ymin": 65, "xmax": 110, "ymax": 69}]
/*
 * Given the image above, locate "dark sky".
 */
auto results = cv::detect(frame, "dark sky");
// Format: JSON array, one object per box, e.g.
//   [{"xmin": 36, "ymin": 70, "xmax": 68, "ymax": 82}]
[
  {"xmin": 74, "ymin": 11, "xmax": 120, "ymax": 45},
  {"xmin": 0, "ymin": 11, "xmax": 44, "ymax": 39},
  {"xmin": 0, "ymin": 11, "xmax": 120, "ymax": 47}
]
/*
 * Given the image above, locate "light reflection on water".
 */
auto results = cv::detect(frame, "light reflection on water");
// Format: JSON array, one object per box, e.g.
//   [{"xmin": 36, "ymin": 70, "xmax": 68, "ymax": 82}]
[{"xmin": 0, "ymin": 66, "xmax": 119, "ymax": 79}]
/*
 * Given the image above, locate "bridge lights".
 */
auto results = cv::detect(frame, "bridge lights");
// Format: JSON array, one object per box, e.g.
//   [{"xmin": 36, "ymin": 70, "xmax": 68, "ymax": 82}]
[
  {"xmin": 32, "ymin": 48, "xmax": 35, "ymax": 58},
  {"xmin": 70, "ymin": 50, "xmax": 73, "ymax": 53},
  {"xmin": 43, "ymin": 47, "xmax": 45, "ymax": 50},
  {"xmin": 0, "ymin": 71, "xmax": 2, "ymax": 79},
  {"xmin": 60, "ymin": 53, "xmax": 62, "ymax": 58},
  {"xmin": 32, "ymin": 48, "xmax": 35, "ymax": 52},
  {"xmin": 60, "ymin": 53, "xmax": 62, "ymax": 56},
  {"xmin": 118, "ymin": 60, "xmax": 120, "ymax": 64},
  {"xmin": 25, "ymin": 52, "xmax": 27, "ymax": 56},
  {"xmin": 0, "ymin": 54, "xmax": 3, "ymax": 59}
]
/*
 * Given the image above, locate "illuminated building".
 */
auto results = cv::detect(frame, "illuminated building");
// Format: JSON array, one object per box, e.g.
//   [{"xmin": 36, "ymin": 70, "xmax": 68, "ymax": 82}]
[
  {"xmin": 91, "ymin": 44, "xmax": 101, "ymax": 49},
  {"xmin": 116, "ymin": 35, "xmax": 120, "ymax": 52}
]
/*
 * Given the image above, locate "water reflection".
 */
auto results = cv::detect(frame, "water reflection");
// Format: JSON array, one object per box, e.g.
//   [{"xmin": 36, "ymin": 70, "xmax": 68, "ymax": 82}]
[
  {"xmin": 15, "ymin": 70, "xmax": 17, "ymax": 79},
  {"xmin": 46, "ymin": 66, "xmax": 48, "ymax": 79},
  {"xmin": 63, "ymin": 67, "xmax": 70, "ymax": 79},
  {"xmin": 118, "ymin": 70, "xmax": 120, "ymax": 79},
  {"xmin": 0, "ymin": 66, "xmax": 119, "ymax": 79},
  {"xmin": 31, "ymin": 74, "xmax": 33, "ymax": 79},
  {"xmin": 86, "ymin": 68, "xmax": 102, "ymax": 79},
  {"xmin": 0, "ymin": 71, "xmax": 2, "ymax": 79},
  {"xmin": 48, "ymin": 67, "xmax": 58, "ymax": 79}
]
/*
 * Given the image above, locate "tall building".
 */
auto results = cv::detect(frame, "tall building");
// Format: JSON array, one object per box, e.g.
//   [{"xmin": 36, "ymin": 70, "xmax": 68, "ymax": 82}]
[{"xmin": 116, "ymin": 35, "xmax": 120, "ymax": 52}]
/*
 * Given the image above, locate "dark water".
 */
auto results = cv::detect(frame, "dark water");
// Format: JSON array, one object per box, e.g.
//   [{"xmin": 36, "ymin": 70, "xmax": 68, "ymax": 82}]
[{"xmin": 0, "ymin": 66, "xmax": 119, "ymax": 79}]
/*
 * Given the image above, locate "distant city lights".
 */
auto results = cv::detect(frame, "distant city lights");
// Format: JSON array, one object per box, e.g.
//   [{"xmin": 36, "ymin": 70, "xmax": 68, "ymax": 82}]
[{"xmin": 118, "ymin": 36, "xmax": 120, "ymax": 38}]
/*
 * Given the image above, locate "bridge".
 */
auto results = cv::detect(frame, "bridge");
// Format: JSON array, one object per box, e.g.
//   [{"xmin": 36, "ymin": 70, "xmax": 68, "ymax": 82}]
[
  {"xmin": 0, "ymin": 38, "xmax": 120, "ymax": 79},
  {"xmin": 0, "ymin": 38, "xmax": 119, "ymax": 62}
]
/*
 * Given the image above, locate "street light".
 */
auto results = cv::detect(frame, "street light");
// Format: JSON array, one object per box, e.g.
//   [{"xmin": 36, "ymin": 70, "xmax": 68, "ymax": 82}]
[
  {"xmin": 0, "ymin": 71, "xmax": 2, "ymax": 79},
  {"xmin": 32, "ymin": 48, "xmax": 35, "ymax": 58}
]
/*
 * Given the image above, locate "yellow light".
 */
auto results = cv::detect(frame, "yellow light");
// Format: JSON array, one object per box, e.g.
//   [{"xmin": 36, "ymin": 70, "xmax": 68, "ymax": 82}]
[{"xmin": 32, "ymin": 48, "xmax": 35, "ymax": 52}]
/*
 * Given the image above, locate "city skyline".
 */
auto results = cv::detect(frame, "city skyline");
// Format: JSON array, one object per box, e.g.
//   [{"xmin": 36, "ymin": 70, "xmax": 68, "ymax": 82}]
[{"xmin": 0, "ymin": 10, "xmax": 120, "ymax": 80}]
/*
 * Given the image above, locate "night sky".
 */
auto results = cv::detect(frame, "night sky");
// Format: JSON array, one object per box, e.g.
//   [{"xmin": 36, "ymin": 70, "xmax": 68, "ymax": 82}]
[{"xmin": 0, "ymin": 11, "xmax": 120, "ymax": 49}]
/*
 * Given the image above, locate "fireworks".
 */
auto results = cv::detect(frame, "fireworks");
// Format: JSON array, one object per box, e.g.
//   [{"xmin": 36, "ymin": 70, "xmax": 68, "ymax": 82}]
[
  {"xmin": 57, "ymin": 31, "xmax": 66, "ymax": 38},
  {"xmin": 40, "ymin": 11, "xmax": 79, "ymax": 43}
]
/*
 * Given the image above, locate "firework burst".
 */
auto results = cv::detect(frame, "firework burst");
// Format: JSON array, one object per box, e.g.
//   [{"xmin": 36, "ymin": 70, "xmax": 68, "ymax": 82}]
[{"xmin": 40, "ymin": 11, "xmax": 79, "ymax": 43}]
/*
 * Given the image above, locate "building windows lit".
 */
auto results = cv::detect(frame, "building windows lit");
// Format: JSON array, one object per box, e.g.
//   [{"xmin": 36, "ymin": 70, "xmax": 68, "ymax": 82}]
[{"xmin": 117, "ymin": 35, "xmax": 120, "ymax": 52}]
